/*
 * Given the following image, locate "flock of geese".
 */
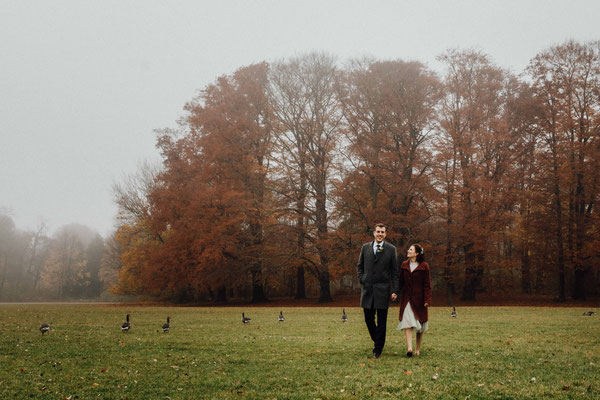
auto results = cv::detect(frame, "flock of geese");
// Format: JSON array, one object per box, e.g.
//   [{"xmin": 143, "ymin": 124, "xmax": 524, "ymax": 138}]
[
  {"xmin": 243, "ymin": 309, "xmax": 344, "ymax": 324},
  {"xmin": 38, "ymin": 307, "xmax": 596, "ymax": 334},
  {"xmin": 39, "ymin": 314, "xmax": 171, "ymax": 335}
]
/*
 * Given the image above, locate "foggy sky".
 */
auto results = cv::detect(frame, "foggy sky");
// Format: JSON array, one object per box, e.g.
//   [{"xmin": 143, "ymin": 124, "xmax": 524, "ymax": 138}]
[{"xmin": 1, "ymin": 0, "xmax": 599, "ymax": 237}]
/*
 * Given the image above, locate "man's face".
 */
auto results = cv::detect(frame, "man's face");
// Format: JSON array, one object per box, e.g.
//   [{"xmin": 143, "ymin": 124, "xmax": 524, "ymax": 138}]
[{"xmin": 373, "ymin": 226, "xmax": 386, "ymax": 243}]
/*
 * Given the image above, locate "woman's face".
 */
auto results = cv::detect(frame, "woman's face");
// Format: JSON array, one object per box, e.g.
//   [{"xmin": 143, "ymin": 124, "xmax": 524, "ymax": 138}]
[{"xmin": 407, "ymin": 245, "xmax": 416, "ymax": 258}]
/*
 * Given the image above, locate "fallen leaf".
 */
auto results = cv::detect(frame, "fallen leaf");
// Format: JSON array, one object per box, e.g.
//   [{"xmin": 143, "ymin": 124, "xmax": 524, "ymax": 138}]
[
  {"xmin": 404, "ymin": 370, "xmax": 412, "ymax": 375},
  {"xmin": 101, "ymin": 369, "xmax": 108, "ymax": 373},
  {"xmin": 359, "ymin": 363, "xmax": 365, "ymax": 367},
  {"xmin": 562, "ymin": 386, "xmax": 570, "ymax": 390}
]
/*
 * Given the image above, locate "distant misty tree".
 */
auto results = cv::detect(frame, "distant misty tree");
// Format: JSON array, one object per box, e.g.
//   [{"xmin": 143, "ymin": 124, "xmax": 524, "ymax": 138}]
[
  {"xmin": 56, "ymin": 223, "xmax": 97, "ymax": 248},
  {"xmin": 99, "ymin": 231, "xmax": 121, "ymax": 291},
  {"xmin": 26, "ymin": 221, "xmax": 49, "ymax": 290},
  {"xmin": 83, "ymin": 234, "xmax": 104, "ymax": 298},
  {"xmin": 0, "ymin": 215, "xmax": 51, "ymax": 300},
  {"xmin": 41, "ymin": 224, "xmax": 101, "ymax": 299},
  {"xmin": 0, "ymin": 215, "xmax": 17, "ymax": 299}
]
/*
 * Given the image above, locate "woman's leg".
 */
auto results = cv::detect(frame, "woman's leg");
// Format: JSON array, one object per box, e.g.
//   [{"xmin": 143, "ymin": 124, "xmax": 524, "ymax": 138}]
[
  {"xmin": 404, "ymin": 328, "xmax": 413, "ymax": 354},
  {"xmin": 415, "ymin": 332, "xmax": 424, "ymax": 356}
]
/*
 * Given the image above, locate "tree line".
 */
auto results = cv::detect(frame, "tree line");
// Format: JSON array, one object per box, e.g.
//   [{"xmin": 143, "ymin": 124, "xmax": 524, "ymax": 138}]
[
  {"xmin": 0, "ymin": 215, "xmax": 121, "ymax": 301},
  {"xmin": 111, "ymin": 40, "xmax": 600, "ymax": 304}
]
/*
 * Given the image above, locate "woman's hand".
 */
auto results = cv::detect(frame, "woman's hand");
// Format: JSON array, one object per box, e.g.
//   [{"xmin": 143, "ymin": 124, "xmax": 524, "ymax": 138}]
[{"xmin": 424, "ymin": 303, "xmax": 429, "ymax": 307}]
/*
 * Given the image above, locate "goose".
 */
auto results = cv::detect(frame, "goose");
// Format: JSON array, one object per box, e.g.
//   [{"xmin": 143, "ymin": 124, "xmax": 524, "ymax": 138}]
[
  {"xmin": 451, "ymin": 307, "xmax": 457, "ymax": 317},
  {"xmin": 121, "ymin": 314, "xmax": 131, "ymax": 332},
  {"xmin": 341, "ymin": 309, "xmax": 347, "ymax": 322},
  {"xmin": 242, "ymin": 313, "xmax": 251, "ymax": 324},
  {"xmin": 278, "ymin": 311, "xmax": 285, "ymax": 322},
  {"xmin": 40, "ymin": 323, "xmax": 50, "ymax": 335},
  {"xmin": 162, "ymin": 316, "xmax": 170, "ymax": 333},
  {"xmin": 582, "ymin": 311, "xmax": 596, "ymax": 316}
]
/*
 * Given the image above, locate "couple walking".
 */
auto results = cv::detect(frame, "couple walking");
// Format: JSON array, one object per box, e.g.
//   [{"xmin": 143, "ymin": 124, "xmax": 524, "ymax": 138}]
[{"xmin": 357, "ymin": 223, "xmax": 431, "ymax": 358}]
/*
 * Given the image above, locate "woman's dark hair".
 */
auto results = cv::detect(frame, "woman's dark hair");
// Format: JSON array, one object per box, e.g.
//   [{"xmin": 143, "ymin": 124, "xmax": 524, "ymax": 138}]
[{"xmin": 412, "ymin": 243, "xmax": 425, "ymax": 263}]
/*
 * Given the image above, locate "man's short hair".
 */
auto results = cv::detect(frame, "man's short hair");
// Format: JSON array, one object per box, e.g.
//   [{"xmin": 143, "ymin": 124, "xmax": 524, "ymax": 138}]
[{"xmin": 374, "ymin": 223, "xmax": 386, "ymax": 230}]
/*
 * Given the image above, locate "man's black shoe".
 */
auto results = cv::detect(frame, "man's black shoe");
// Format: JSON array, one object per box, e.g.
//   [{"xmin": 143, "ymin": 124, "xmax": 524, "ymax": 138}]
[{"xmin": 373, "ymin": 352, "xmax": 381, "ymax": 359}]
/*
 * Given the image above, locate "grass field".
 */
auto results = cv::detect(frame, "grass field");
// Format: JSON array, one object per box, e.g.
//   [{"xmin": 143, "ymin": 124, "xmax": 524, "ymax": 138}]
[{"xmin": 0, "ymin": 305, "xmax": 598, "ymax": 399}]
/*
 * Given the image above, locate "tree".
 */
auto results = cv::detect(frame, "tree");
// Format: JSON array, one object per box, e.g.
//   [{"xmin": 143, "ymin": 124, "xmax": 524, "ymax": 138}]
[
  {"xmin": 437, "ymin": 49, "xmax": 520, "ymax": 300},
  {"xmin": 41, "ymin": 226, "xmax": 87, "ymax": 299},
  {"xmin": 113, "ymin": 160, "xmax": 162, "ymax": 225},
  {"xmin": 0, "ymin": 215, "xmax": 16, "ymax": 299},
  {"xmin": 269, "ymin": 53, "xmax": 342, "ymax": 303},
  {"xmin": 267, "ymin": 57, "xmax": 312, "ymax": 299},
  {"xmin": 100, "ymin": 230, "xmax": 122, "ymax": 292},
  {"xmin": 527, "ymin": 40, "xmax": 600, "ymax": 300},
  {"xmin": 26, "ymin": 220, "xmax": 49, "ymax": 291},
  {"xmin": 336, "ymin": 58, "xmax": 441, "ymax": 254},
  {"xmin": 115, "ymin": 63, "xmax": 278, "ymax": 303},
  {"xmin": 83, "ymin": 234, "xmax": 104, "ymax": 298}
]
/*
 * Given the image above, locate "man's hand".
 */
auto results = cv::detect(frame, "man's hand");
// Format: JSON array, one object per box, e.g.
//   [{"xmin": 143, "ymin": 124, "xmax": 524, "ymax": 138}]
[{"xmin": 391, "ymin": 293, "xmax": 397, "ymax": 301}]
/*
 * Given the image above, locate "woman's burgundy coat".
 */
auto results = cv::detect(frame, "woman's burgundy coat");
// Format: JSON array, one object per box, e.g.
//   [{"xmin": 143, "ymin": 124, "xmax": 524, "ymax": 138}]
[{"xmin": 398, "ymin": 260, "xmax": 432, "ymax": 323}]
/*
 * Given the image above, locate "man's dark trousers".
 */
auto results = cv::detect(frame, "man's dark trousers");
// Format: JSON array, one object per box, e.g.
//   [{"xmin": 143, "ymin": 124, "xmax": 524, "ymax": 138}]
[{"xmin": 364, "ymin": 307, "xmax": 388, "ymax": 354}]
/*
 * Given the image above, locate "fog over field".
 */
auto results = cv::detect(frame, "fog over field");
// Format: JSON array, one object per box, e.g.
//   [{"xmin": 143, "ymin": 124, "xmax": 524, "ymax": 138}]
[{"xmin": 2, "ymin": 0, "xmax": 598, "ymax": 236}]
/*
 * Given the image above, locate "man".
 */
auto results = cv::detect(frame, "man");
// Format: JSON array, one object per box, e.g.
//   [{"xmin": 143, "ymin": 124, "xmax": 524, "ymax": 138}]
[{"xmin": 357, "ymin": 223, "xmax": 399, "ymax": 358}]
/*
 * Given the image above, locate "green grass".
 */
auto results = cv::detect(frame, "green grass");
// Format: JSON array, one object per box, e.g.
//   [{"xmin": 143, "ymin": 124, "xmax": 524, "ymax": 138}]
[{"xmin": 0, "ymin": 305, "xmax": 598, "ymax": 399}]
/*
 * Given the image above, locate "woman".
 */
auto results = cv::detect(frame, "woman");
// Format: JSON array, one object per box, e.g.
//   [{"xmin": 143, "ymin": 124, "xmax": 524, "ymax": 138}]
[{"xmin": 397, "ymin": 244, "xmax": 431, "ymax": 357}]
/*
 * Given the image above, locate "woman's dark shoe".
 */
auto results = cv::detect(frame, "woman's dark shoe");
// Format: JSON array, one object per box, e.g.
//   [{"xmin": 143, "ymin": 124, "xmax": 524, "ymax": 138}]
[{"xmin": 406, "ymin": 351, "xmax": 413, "ymax": 357}]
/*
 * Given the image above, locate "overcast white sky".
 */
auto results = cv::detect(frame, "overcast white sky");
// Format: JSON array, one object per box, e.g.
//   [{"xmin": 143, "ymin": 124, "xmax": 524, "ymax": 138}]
[{"xmin": 1, "ymin": 0, "xmax": 599, "ymax": 237}]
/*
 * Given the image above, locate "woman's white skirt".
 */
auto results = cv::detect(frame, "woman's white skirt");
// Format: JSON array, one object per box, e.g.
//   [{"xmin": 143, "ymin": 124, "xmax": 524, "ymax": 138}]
[{"xmin": 397, "ymin": 302, "xmax": 428, "ymax": 333}]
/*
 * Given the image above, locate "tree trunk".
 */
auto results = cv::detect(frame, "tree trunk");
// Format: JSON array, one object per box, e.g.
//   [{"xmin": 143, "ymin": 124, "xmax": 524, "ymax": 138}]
[
  {"xmin": 295, "ymin": 182, "xmax": 307, "ymax": 299},
  {"xmin": 215, "ymin": 285, "xmax": 227, "ymax": 302},
  {"xmin": 295, "ymin": 265, "xmax": 306, "ymax": 299},
  {"xmin": 461, "ymin": 244, "xmax": 483, "ymax": 301},
  {"xmin": 573, "ymin": 269, "xmax": 587, "ymax": 301},
  {"xmin": 314, "ymin": 170, "xmax": 333, "ymax": 303},
  {"xmin": 572, "ymin": 173, "xmax": 588, "ymax": 300},
  {"xmin": 0, "ymin": 256, "xmax": 6, "ymax": 300},
  {"xmin": 520, "ymin": 248, "xmax": 531, "ymax": 294},
  {"xmin": 444, "ymin": 174, "xmax": 456, "ymax": 306},
  {"xmin": 444, "ymin": 245, "xmax": 456, "ymax": 306},
  {"xmin": 317, "ymin": 268, "xmax": 333, "ymax": 303},
  {"xmin": 552, "ymin": 166, "xmax": 566, "ymax": 302},
  {"xmin": 250, "ymin": 268, "xmax": 268, "ymax": 303}
]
